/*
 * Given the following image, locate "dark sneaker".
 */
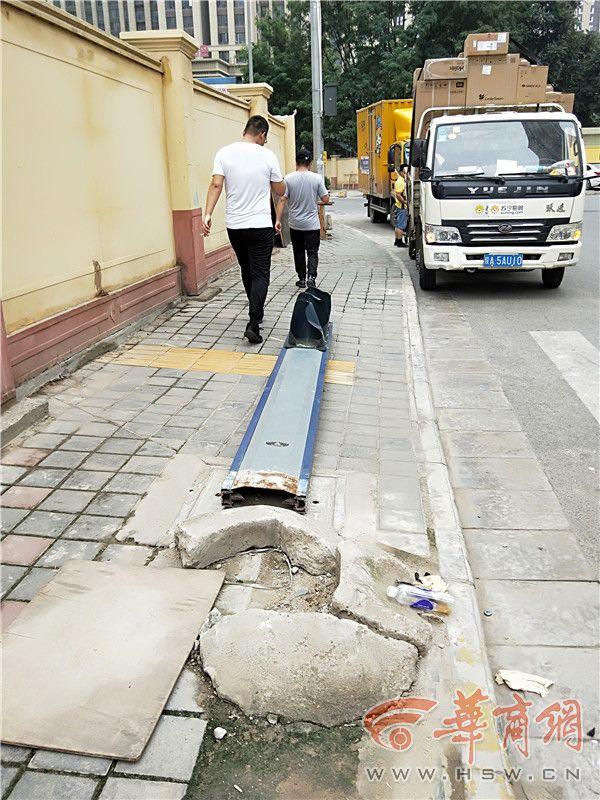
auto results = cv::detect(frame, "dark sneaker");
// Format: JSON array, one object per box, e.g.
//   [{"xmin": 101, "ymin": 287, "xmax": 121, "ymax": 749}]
[
  {"xmin": 244, "ymin": 322, "xmax": 262, "ymax": 344},
  {"xmin": 307, "ymin": 276, "xmax": 316, "ymax": 288},
  {"xmin": 295, "ymin": 279, "xmax": 306, "ymax": 288}
]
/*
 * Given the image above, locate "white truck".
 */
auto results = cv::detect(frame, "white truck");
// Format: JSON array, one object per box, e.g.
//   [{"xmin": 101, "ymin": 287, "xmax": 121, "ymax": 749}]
[{"xmin": 408, "ymin": 108, "xmax": 589, "ymax": 290}]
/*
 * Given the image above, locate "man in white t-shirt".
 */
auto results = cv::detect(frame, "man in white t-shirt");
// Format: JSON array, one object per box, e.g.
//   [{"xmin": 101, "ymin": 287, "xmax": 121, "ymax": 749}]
[{"xmin": 202, "ymin": 115, "xmax": 285, "ymax": 344}]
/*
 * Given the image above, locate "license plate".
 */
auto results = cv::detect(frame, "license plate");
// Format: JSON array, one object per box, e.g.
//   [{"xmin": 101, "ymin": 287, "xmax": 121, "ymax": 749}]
[{"xmin": 484, "ymin": 253, "xmax": 523, "ymax": 268}]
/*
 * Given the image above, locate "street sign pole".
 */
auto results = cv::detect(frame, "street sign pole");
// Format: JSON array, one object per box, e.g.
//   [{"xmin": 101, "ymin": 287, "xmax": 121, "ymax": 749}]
[
  {"xmin": 309, "ymin": 0, "xmax": 324, "ymax": 177},
  {"xmin": 246, "ymin": 1, "xmax": 254, "ymax": 83}
]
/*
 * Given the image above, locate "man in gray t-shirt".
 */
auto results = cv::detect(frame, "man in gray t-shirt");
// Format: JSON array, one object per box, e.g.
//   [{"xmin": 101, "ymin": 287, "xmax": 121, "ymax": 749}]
[{"xmin": 275, "ymin": 148, "xmax": 329, "ymax": 289}]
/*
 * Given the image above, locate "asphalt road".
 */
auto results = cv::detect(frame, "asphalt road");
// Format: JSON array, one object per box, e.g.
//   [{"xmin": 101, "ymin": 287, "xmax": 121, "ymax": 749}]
[{"xmin": 331, "ymin": 191, "xmax": 599, "ymax": 564}]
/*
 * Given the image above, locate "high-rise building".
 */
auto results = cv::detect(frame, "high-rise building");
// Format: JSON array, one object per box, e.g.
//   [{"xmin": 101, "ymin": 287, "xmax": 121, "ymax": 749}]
[
  {"xmin": 50, "ymin": 1, "xmax": 287, "ymax": 65},
  {"xmin": 575, "ymin": 0, "xmax": 600, "ymax": 32}
]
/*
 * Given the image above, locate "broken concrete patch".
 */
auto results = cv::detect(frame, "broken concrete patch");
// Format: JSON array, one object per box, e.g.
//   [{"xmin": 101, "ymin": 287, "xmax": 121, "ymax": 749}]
[
  {"xmin": 200, "ymin": 608, "xmax": 418, "ymax": 727},
  {"xmin": 177, "ymin": 506, "xmax": 338, "ymax": 575},
  {"xmin": 331, "ymin": 540, "xmax": 433, "ymax": 654}
]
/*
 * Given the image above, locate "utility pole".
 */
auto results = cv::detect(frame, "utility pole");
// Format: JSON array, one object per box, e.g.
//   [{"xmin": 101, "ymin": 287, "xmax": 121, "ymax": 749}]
[
  {"xmin": 246, "ymin": 1, "xmax": 254, "ymax": 83},
  {"xmin": 309, "ymin": 0, "xmax": 324, "ymax": 177}
]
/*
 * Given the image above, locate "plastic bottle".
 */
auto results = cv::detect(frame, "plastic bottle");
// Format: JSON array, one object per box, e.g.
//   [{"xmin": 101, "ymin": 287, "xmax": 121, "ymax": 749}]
[{"xmin": 386, "ymin": 583, "xmax": 454, "ymax": 614}]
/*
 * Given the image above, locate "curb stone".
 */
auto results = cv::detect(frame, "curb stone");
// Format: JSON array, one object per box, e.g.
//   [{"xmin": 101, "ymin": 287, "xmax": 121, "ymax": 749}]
[
  {"xmin": 1, "ymin": 397, "xmax": 49, "ymax": 447},
  {"xmin": 345, "ymin": 222, "xmax": 515, "ymax": 799}
]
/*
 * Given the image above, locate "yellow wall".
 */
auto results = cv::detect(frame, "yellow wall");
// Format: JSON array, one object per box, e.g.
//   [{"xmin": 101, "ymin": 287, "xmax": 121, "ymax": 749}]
[
  {"xmin": 1, "ymin": 2, "xmax": 176, "ymax": 334},
  {"xmin": 326, "ymin": 157, "xmax": 359, "ymax": 188},
  {"xmin": 1, "ymin": 3, "xmax": 295, "ymax": 341},
  {"xmin": 191, "ymin": 83, "xmax": 250, "ymax": 253},
  {"xmin": 582, "ymin": 127, "xmax": 600, "ymax": 163}
]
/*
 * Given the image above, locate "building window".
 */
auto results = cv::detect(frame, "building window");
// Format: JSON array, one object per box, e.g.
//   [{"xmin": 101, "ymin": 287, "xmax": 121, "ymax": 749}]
[
  {"xmin": 273, "ymin": 1, "xmax": 285, "ymax": 15},
  {"xmin": 165, "ymin": 0, "xmax": 177, "ymax": 29},
  {"xmin": 182, "ymin": 0, "xmax": 195, "ymax": 36},
  {"xmin": 108, "ymin": 1, "xmax": 121, "ymax": 36},
  {"xmin": 219, "ymin": 50, "xmax": 230, "ymax": 62},
  {"xmin": 258, "ymin": 1, "xmax": 270, "ymax": 18},
  {"xmin": 95, "ymin": 0, "xmax": 105, "ymax": 29},
  {"xmin": 150, "ymin": 1, "xmax": 159, "ymax": 29},
  {"xmin": 82, "ymin": 0, "xmax": 94, "ymax": 24},
  {"xmin": 217, "ymin": 0, "xmax": 228, "ymax": 45},
  {"xmin": 200, "ymin": 0, "xmax": 210, "ymax": 44},
  {"xmin": 234, "ymin": 0, "xmax": 245, "ymax": 42},
  {"xmin": 134, "ymin": 0, "xmax": 146, "ymax": 30},
  {"xmin": 65, "ymin": 1, "xmax": 76, "ymax": 14},
  {"xmin": 122, "ymin": 1, "xmax": 129, "ymax": 28}
]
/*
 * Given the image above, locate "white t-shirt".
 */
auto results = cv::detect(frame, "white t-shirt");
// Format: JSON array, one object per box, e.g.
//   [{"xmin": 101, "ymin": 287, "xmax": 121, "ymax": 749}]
[{"xmin": 212, "ymin": 141, "xmax": 283, "ymax": 229}]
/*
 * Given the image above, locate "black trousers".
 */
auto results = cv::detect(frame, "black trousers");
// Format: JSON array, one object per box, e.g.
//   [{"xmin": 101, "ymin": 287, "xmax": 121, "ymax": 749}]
[
  {"xmin": 227, "ymin": 227, "xmax": 274, "ymax": 323},
  {"xmin": 289, "ymin": 227, "xmax": 320, "ymax": 281}
]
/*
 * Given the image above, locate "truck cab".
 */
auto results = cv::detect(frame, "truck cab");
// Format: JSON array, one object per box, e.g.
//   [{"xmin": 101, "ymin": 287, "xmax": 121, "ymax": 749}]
[{"xmin": 409, "ymin": 109, "xmax": 587, "ymax": 289}]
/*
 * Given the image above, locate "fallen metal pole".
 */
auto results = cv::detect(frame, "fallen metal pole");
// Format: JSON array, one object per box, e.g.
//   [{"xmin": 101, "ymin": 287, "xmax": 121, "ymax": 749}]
[{"xmin": 221, "ymin": 322, "xmax": 332, "ymax": 513}]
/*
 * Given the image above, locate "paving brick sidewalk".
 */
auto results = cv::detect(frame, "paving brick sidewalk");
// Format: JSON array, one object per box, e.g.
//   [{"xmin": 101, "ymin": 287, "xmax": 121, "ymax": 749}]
[{"xmin": 0, "ymin": 225, "xmax": 427, "ymax": 798}]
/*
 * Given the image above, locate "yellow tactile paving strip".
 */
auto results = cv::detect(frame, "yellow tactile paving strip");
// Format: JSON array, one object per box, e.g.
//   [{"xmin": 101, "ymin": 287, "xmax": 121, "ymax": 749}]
[{"xmin": 101, "ymin": 344, "xmax": 355, "ymax": 385}]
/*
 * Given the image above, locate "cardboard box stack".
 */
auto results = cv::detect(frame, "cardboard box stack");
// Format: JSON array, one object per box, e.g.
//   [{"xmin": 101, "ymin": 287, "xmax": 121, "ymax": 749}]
[{"xmin": 413, "ymin": 31, "xmax": 572, "ymax": 132}]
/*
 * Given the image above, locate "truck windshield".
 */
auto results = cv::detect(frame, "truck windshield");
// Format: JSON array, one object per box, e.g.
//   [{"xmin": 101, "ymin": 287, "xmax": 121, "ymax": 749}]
[{"xmin": 432, "ymin": 119, "xmax": 582, "ymax": 179}]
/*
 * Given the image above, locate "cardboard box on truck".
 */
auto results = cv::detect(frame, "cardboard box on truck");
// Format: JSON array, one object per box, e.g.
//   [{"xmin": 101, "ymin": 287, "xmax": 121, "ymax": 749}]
[
  {"xmin": 414, "ymin": 78, "xmax": 466, "ymax": 130},
  {"xmin": 516, "ymin": 64, "xmax": 549, "ymax": 104},
  {"xmin": 464, "ymin": 31, "xmax": 509, "ymax": 57},
  {"xmin": 466, "ymin": 53, "xmax": 519, "ymax": 105},
  {"xmin": 546, "ymin": 91, "xmax": 574, "ymax": 112},
  {"xmin": 421, "ymin": 57, "xmax": 468, "ymax": 80}
]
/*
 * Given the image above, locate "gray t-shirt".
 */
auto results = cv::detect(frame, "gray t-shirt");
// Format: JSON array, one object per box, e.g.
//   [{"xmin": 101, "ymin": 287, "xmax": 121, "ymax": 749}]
[{"xmin": 284, "ymin": 170, "xmax": 327, "ymax": 231}]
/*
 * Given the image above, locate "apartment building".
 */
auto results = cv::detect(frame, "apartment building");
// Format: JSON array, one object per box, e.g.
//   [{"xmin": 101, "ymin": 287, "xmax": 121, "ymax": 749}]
[
  {"xmin": 576, "ymin": 0, "xmax": 600, "ymax": 32},
  {"xmin": 51, "ymin": 0, "xmax": 287, "ymax": 63}
]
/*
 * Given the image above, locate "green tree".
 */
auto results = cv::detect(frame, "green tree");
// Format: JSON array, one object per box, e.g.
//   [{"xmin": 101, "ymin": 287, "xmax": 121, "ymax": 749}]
[
  {"xmin": 240, "ymin": 2, "xmax": 313, "ymax": 147},
  {"xmin": 245, "ymin": 0, "xmax": 600, "ymax": 153}
]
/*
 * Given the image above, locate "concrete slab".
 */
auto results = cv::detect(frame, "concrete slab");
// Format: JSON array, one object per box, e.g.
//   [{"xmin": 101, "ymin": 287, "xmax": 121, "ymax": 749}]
[
  {"xmin": 455, "ymin": 488, "xmax": 569, "ymax": 530},
  {"xmin": 507, "ymin": 738, "xmax": 599, "ymax": 799},
  {"xmin": 448, "ymin": 457, "xmax": 552, "ymax": 490},
  {"xmin": 99, "ymin": 778, "xmax": 186, "ymax": 800},
  {"xmin": 178, "ymin": 506, "xmax": 337, "ymax": 575},
  {"xmin": 29, "ymin": 749, "xmax": 111, "ymax": 775},
  {"xmin": 114, "ymin": 715, "xmax": 206, "ymax": 780},
  {"xmin": 117, "ymin": 454, "xmax": 209, "ymax": 547},
  {"xmin": 464, "ymin": 529, "xmax": 595, "ymax": 580},
  {"xmin": 1, "ymin": 600, "xmax": 28, "ymax": 631},
  {"xmin": 441, "ymin": 431, "xmax": 534, "ymax": 458},
  {"xmin": 0, "ymin": 765, "xmax": 17, "ymax": 797},
  {"xmin": 476, "ymin": 579, "xmax": 598, "ymax": 647},
  {"xmin": 1, "ymin": 561, "xmax": 223, "ymax": 759},
  {"xmin": 8, "ymin": 771, "xmax": 97, "ymax": 800},
  {"xmin": 332, "ymin": 539, "xmax": 432, "ymax": 653},
  {"xmin": 432, "ymin": 386, "xmax": 510, "ymax": 409},
  {"xmin": 1, "ymin": 534, "xmax": 53, "ymax": 566},
  {"xmin": 488, "ymin": 644, "xmax": 598, "ymax": 737},
  {"xmin": 437, "ymin": 408, "xmax": 523, "ymax": 432},
  {"xmin": 165, "ymin": 666, "xmax": 204, "ymax": 713},
  {"xmin": 200, "ymin": 609, "xmax": 418, "ymax": 727}
]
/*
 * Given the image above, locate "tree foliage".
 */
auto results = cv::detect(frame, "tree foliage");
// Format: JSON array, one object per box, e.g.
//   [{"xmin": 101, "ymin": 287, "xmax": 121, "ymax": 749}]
[{"xmin": 243, "ymin": 1, "xmax": 600, "ymax": 154}]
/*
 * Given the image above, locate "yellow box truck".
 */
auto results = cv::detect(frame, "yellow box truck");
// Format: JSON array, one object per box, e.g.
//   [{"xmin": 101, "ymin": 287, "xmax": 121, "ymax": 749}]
[{"xmin": 356, "ymin": 99, "xmax": 413, "ymax": 222}]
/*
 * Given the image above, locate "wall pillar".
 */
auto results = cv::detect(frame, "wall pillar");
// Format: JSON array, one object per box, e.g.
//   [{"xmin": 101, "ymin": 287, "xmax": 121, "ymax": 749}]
[
  {"xmin": 222, "ymin": 82, "xmax": 273, "ymax": 118},
  {"xmin": 1, "ymin": 305, "xmax": 16, "ymax": 405},
  {"xmin": 121, "ymin": 30, "xmax": 207, "ymax": 296}
]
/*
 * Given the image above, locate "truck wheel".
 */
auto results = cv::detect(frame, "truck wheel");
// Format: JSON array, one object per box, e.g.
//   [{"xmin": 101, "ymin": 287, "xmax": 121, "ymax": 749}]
[
  {"xmin": 371, "ymin": 209, "xmax": 386, "ymax": 223},
  {"xmin": 408, "ymin": 237, "xmax": 416, "ymax": 260},
  {"xmin": 416, "ymin": 235, "xmax": 436, "ymax": 290},
  {"xmin": 541, "ymin": 267, "xmax": 565, "ymax": 289}
]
